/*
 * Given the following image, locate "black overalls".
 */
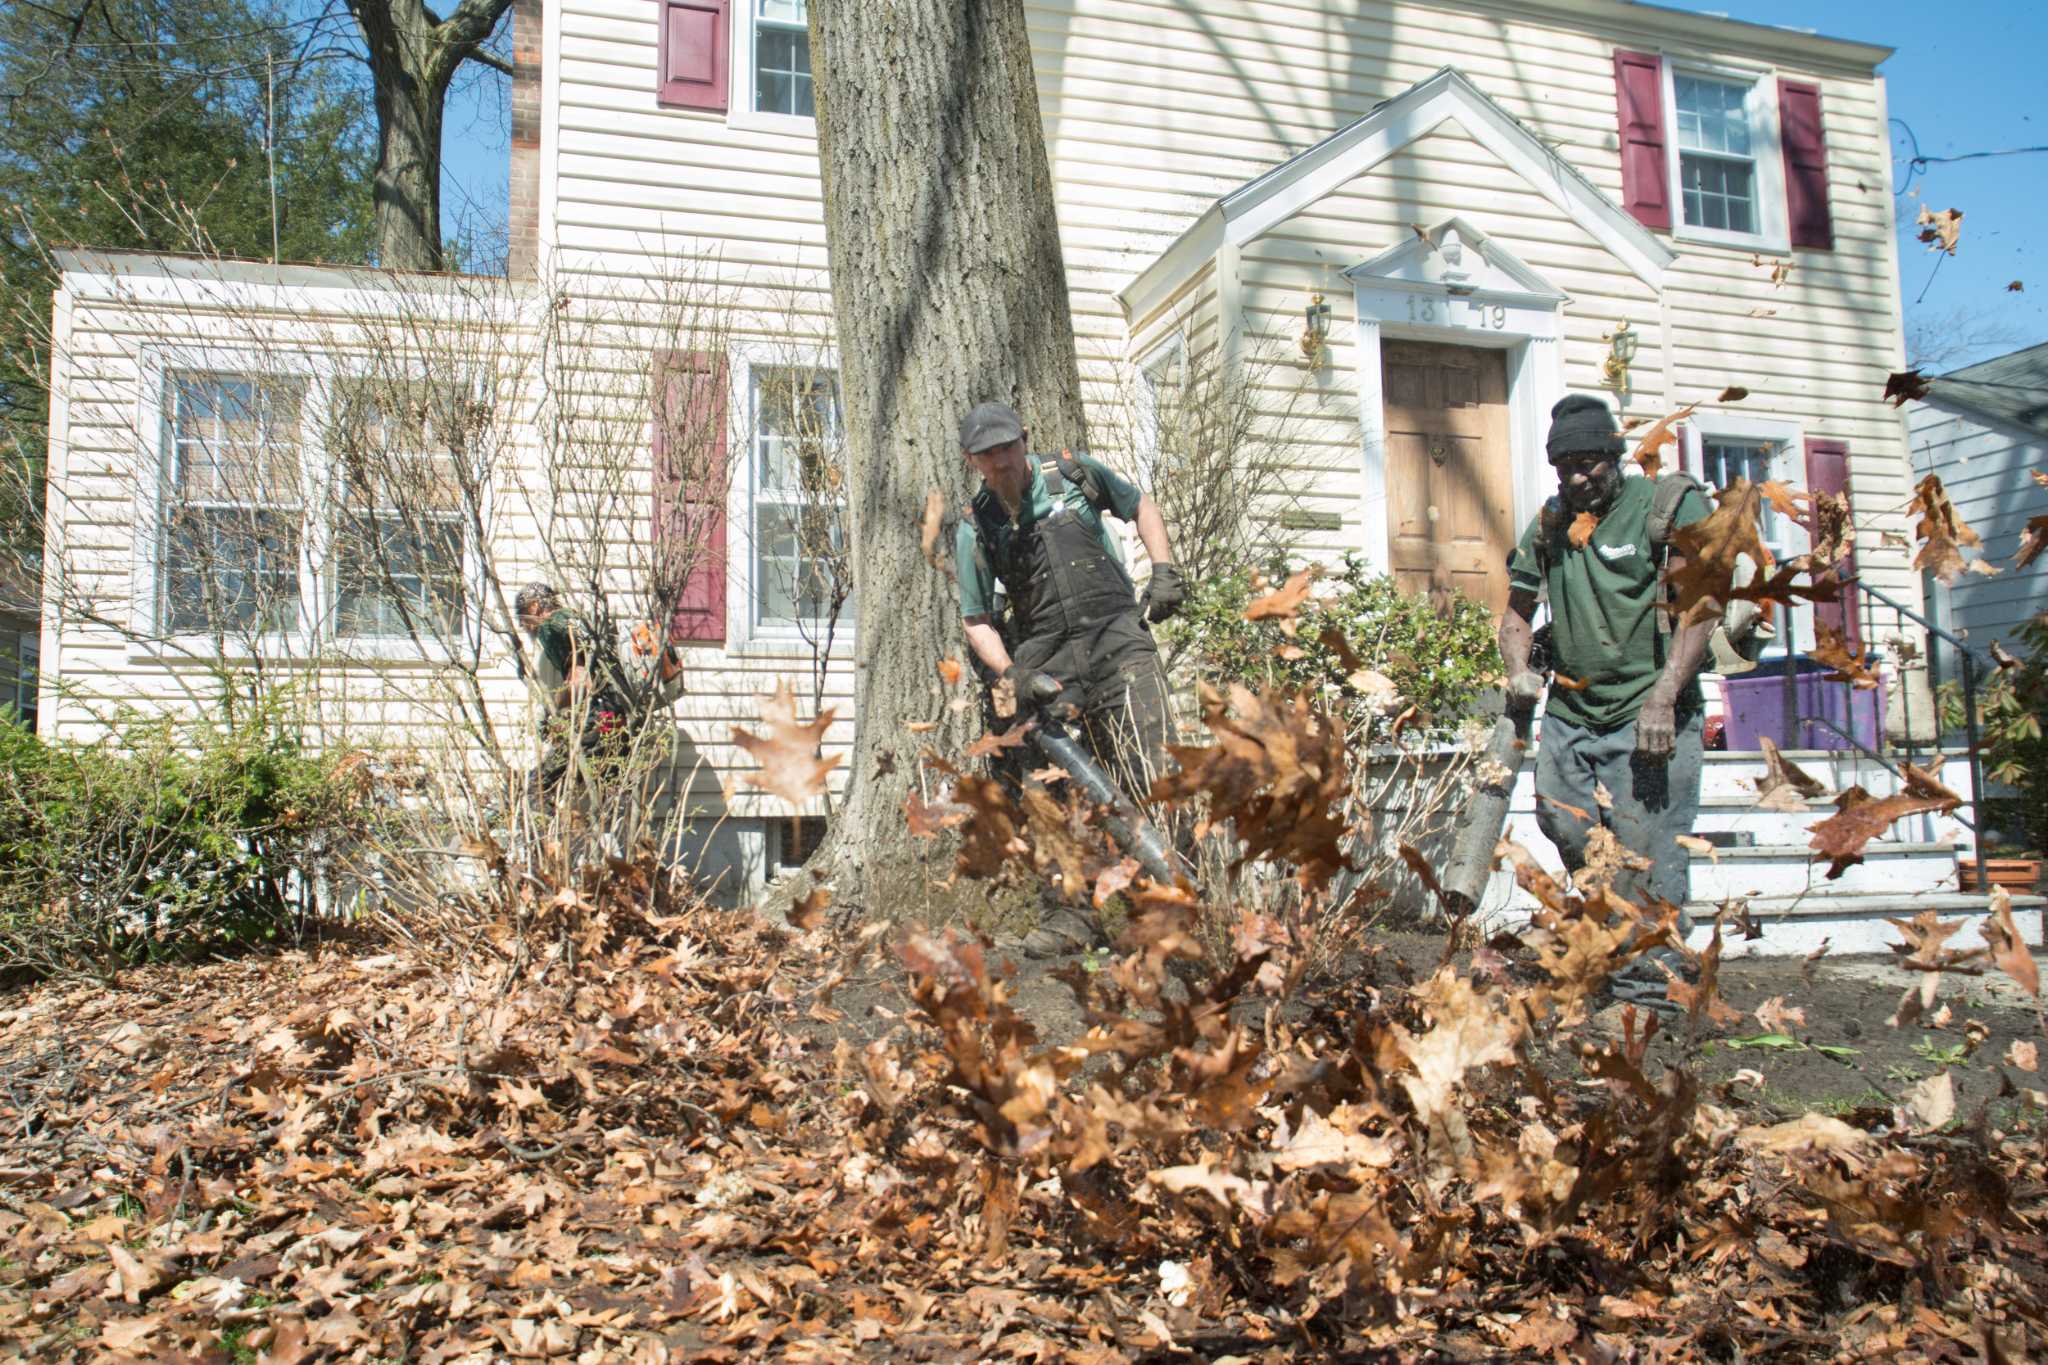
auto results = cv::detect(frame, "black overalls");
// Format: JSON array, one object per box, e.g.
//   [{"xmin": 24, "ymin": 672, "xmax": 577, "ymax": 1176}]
[{"xmin": 972, "ymin": 457, "xmax": 1172, "ymax": 800}]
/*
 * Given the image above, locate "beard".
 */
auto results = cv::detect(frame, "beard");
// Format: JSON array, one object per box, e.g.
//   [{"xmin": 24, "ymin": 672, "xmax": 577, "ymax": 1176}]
[{"xmin": 1562, "ymin": 462, "xmax": 1623, "ymax": 515}]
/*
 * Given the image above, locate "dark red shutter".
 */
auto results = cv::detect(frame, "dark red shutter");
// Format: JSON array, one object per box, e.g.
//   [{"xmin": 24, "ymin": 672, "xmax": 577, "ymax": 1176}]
[
  {"xmin": 1779, "ymin": 79, "xmax": 1834, "ymax": 250},
  {"xmin": 653, "ymin": 349, "xmax": 731, "ymax": 642},
  {"xmin": 1613, "ymin": 50, "xmax": 1671, "ymax": 230},
  {"xmin": 656, "ymin": 0, "xmax": 729, "ymax": 112},
  {"xmin": 1804, "ymin": 437, "xmax": 1859, "ymax": 650}
]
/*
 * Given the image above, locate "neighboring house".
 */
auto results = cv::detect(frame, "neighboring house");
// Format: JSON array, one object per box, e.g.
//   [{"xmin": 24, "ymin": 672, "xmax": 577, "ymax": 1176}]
[
  {"xmin": 43, "ymin": 0, "xmax": 1937, "ymax": 906},
  {"xmin": 1908, "ymin": 341, "xmax": 2048, "ymax": 676}
]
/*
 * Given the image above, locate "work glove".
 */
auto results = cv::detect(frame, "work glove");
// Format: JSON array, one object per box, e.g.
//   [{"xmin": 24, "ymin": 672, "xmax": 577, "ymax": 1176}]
[
  {"xmin": 1140, "ymin": 562, "xmax": 1187, "ymax": 624},
  {"xmin": 1505, "ymin": 670, "xmax": 1547, "ymax": 707},
  {"xmin": 1635, "ymin": 689, "xmax": 1677, "ymax": 758},
  {"xmin": 996, "ymin": 663, "xmax": 1062, "ymax": 720}
]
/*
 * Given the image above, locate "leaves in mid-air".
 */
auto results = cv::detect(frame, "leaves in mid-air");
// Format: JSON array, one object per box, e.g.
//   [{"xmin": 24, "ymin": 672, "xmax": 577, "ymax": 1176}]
[
  {"xmin": 1884, "ymin": 370, "xmax": 1931, "ymax": 407},
  {"xmin": 1567, "ymin": 510, "xmax": 1600, "ymax": 548},
  {"xmin": 732, "ymin": 681, "xmax": 842, "ymax": 808},
  {"xmin": 1915, "ymin": 204, "xmax": 1964, "ymax": 255},
  {"xmin": 1629, "ymin": 402, "xmax": 1698, "ymax": 478},
  {"xmin": 1910, "ymin": 473, "xmax": 1998, "ymax": 583},
  {"xmin": 1809, "ymin": 764, "xmax": 1962, "ymax": 879}
]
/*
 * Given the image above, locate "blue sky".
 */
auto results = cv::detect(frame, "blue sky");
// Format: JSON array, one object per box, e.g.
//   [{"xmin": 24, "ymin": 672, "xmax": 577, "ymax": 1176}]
[{"xmin": 439, "ymin": 1, "xmax": 2044, "ymax": 370}]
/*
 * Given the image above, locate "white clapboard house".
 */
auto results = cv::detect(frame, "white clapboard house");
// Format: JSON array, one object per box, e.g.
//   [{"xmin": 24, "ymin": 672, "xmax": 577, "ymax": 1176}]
[{"xmin": 40, "ymin": 0, "xmax": 2027, "ymax": 944}]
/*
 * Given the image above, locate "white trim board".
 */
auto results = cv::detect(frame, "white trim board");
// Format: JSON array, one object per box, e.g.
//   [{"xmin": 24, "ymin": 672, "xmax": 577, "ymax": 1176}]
[{"xmin": 1118, "ymin": 66, "xmax": 1676, "ymax": 327}]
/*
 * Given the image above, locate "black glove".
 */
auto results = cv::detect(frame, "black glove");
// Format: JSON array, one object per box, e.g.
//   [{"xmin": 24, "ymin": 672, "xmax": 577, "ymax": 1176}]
[
  {"xmin": 999, "ymin": 663, "xmax": 1062, "ymax": 717},
  {"xmin": 1140, "ymin": 562, "xmax": 1187, "ymax": 624}
]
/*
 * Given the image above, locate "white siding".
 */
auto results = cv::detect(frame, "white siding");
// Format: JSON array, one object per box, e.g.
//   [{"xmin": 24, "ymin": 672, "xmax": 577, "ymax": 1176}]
[{"xmin": 1909, "ymin": 403, "xmax": 2048, "ymax": 655}]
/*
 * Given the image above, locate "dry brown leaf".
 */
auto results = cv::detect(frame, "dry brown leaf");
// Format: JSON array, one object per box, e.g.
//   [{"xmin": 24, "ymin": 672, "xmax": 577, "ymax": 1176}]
[
  {"xmin": 919, "ymin": 489, "xmax": 948, "ymax": 572},
  {"xmin": 1912, "ymin": 473, "xmax": 1995, "ymax": 583},
  {"xmin": 1884, "ymin": 370, "xmax": 1931, "ymax": 407},
  {"xmin": 1674, "ymin": 833, "xmax": 1719, "ymax": 863},
  {"xmin": 1916, "ymin": 204, "xmax": 1963, "ymax": 255},
  {"xmin": 1539, "ymin": 792, "xmax": 1591, "ymax": 824},
  {"xmin": 936, "ymin": 656, "xmax": 963, "ymax": 687},
  {"xmin": 1567, "ymin": 510, "xmax": 1601, "ymax": 548},
  {"xmin": 1739, "ymin": 1112, "xmax": 1876, "ymax": 1168},
  {"xmin": 1900, "ymin": 1070, "xmax": 1956, "ymax": 1131},
  {"xmin": 788, "ymin": 885, "xmax": 831, "ymax": 931},
  {"xmin": 1810, "ymin": 764, "xmax": 1962, "ymax": 879},
  {"xmin": 2010, "ymin": 280, "xmax": 2026, "ymax": 293},
  {"xmin": 1243, "ymin": 568, "xmax": 1317, "ymax": 627},
  {"xmin": 1629, "ymin": 402, "xmax": 1698, "ymax": 478},
  {"xmin": 1752, "ymin": 736, "xmax": 1828, "ymax": 812},
  {"xmin": 1981, "ymin": 886, "xmax": 2041, "ymax": 998},
  {"xmin": 732, "ymin": 682, "xmax": 842, "ymax": 809},
  {"xmin": 1811, "ymin": 620, "xmax": 1881, "ymax": 690},
  {"xmin": 964, "ymin": 723, "xmax": 1034, "ymax": 761},
  {"xmin": 1393, "ymin": 969, "xmax": 1521, "ymax": 1125},
  {"xmin": 2014, "ymin": 514, "xmax": 2048, "ymax": 570},
  {"xmin": 1755, "ymin": 996, "xmax": 1806, "ymax": 1034},
  {"xmin": 1718, "ymin": 385, "xmax": 1750, "ymax": 403},
  {"xmin": 1758, "ymin": 480, "xmax": 1808, "ymax": 519},
  {"xmin": 1666, "ymin": 479, "xmax": 1775, "ymax": 628},
  {"xmin": 1551, "ymin": 672, "xmax": 1589, "ymax": 692},
  {"xmin": 2008, "ymin": 1039, "xmax": 2039, "ymax": 1073}
]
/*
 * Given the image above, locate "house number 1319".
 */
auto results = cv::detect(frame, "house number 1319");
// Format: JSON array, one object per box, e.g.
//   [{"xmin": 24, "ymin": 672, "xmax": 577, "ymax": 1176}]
[{"xmin": 1408, "ymin": 296, "xmax": 1508, "ymax": 329}]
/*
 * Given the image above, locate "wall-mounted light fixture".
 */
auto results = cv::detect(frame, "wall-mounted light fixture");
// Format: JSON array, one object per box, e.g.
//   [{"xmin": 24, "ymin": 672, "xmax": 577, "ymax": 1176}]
[
  {"xmin": 1601, "ymin": 320, "xmax": 1638, "ymax": 399},
  {"xmin": 1300, "ymin": 292, "xmax": 1332, "ymax": 368}
]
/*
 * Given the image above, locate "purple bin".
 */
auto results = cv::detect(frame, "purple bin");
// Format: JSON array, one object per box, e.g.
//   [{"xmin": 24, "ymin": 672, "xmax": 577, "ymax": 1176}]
[{"xmin": 1720, "ymin": 656, "xmax": 1887, "ymax": 753}]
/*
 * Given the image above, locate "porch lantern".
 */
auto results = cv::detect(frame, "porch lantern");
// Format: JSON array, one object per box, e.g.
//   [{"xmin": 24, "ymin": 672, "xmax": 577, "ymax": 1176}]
[
  {"xmin": 1601, "ymin": 320, "xmax": 1638, "ymax": 396},
  {"xmin": 1300, "ymin": 292, "xmax": 1332, "ymax": 368}
]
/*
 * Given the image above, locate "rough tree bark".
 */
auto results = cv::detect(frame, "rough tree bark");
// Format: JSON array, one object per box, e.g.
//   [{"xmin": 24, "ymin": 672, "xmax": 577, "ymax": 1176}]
[
  {"xmin": 342, "ymin": 0, "xmax": 513, "ymax": 271},
  {"xmin": 807, "ymin": 0, "xmax": 1088, "ymax": 910}
]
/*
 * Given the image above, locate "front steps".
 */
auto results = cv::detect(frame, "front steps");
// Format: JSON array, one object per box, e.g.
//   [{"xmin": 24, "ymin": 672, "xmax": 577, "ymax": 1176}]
[{"xmin": 1478, "ymin": 746, "xmax": 2038, "ymax": 957}]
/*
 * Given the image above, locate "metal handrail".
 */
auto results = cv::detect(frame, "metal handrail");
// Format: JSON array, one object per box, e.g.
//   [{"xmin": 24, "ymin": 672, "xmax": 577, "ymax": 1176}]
[{"xmin": 1850, "ymin": 579, "xmax": 1987, "ymax": 835}]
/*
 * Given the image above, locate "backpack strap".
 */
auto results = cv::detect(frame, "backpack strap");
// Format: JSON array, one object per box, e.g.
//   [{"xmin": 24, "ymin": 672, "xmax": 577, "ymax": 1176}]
[
  {"xmin": 967, "ymin": 488, "xmax": 1004, "ymax": 594},
  {"xmin": 1646, "ymin": 472, "xmax": 1707, "ymax": 553},
  {"xmin": 1053, "ymin": 449, "xmax": 1114, "ymax": 515}
]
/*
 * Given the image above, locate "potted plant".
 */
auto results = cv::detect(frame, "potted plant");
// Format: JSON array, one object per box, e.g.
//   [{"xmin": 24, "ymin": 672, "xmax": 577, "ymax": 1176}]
[{"xmin": 1957, "ymin": 612, "xmax": 2048, "ymax": 894}]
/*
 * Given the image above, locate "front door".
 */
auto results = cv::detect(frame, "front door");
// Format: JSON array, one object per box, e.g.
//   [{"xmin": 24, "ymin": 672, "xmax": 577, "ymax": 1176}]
[{"xmin": 1381, "ymin": 340, "xmax": 1514, "ymax": 616}]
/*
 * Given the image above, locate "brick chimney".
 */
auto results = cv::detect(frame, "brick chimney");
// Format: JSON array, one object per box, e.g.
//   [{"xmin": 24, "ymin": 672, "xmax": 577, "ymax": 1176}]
[{"xmin": 507, "ymin": 0, "xmax": 541, "ymax": 279}]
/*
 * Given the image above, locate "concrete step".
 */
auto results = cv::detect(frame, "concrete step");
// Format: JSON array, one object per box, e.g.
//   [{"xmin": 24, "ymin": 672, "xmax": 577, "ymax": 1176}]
[
  {"xmin": 1691, "ymin": 841, "xmax": 1960, "ymax": 900},
  {"xmin": 1684, "ymin": 892, "xmax": 2048, "ymax": 959}
]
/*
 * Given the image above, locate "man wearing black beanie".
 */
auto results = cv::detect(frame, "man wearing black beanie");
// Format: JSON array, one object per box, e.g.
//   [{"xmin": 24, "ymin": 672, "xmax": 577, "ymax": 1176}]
[{"xmin": 1498, "ymin": 394, "xmax": 1718, "ymax": 1004}]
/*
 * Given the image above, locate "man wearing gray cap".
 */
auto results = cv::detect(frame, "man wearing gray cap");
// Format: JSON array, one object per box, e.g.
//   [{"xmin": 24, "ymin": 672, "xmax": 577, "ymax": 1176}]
[{"xmin": 954, "ymin": 401, "xmax": 1185, "ymax": 953}]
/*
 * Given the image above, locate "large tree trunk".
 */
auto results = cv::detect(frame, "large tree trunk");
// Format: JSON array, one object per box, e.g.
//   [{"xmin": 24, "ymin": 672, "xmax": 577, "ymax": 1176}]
[
  {"xmin": 344, "ymin": 0, "xmax": 513, "ymax": 272},
  {"xmin": 808, "ymin": 0, "xmax": 1087, "ymax": 911}
]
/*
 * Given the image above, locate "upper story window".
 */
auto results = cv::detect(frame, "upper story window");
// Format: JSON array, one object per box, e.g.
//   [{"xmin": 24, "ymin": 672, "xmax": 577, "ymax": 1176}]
[
  {"xmin": 750, "ymin": 0, "xmax": 813, "ymax": 119},
  {"xmin": 1613, "ymin": 49, "xmax": 1833, "ymax": 253},
  {"xmin": 654, "ymin": 0, "xmax": 816, "ymax": 132},
  {"xmin": 1673, "ymin": 75, "xmax": 1759, "ymax": 235}
]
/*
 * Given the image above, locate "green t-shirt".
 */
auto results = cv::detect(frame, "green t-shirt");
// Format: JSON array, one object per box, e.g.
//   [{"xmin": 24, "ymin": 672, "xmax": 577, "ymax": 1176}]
[
  {"xmin": 954, "ymin": 453, "xmax": 1144, "ymax": 618},
  {"xmin": 1506, "ymin": 475, "xmax": 1710, "ymax": 731},
  {"xmin": 533, "ymin": 608, "xmax": 587, "ymax": 685}
]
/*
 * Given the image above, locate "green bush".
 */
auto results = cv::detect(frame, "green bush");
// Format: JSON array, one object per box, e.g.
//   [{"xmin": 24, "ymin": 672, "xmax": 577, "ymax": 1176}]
[
  {"xmin": 0, "ymin": 698, "xmax": 367, "ymax": 978},
  {"xmin": 1158, "ymin": 554, "xmax": 1503, "ymax": 733},
  {"xmin": 1962, "ymin": 613, "xmax": 2048, "ymax": 855}
]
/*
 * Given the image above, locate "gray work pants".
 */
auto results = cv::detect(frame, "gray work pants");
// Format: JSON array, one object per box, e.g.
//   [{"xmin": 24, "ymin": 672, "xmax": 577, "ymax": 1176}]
[{"xmin": 1532, "ymin": 708, "xmax": 1704, "ymax": 935}]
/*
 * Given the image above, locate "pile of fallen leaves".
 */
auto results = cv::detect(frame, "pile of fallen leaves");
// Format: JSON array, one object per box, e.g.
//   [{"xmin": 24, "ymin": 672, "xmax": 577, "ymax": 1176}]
[{"xmin": 6, "ymin": 692, "xmax": 2048, "ymax": 1361}]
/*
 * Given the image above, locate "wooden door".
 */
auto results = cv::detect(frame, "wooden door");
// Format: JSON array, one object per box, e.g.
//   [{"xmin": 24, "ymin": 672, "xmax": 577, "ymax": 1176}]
[{"xmin": 1381, "ymin": 341, "xmax": 1514, "ymax": 616}]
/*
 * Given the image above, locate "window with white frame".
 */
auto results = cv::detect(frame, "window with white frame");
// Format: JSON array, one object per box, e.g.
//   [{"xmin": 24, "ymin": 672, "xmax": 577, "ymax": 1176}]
[
  {"xmin": 1663, "ymin": 67, "xmax": 1785, "ymax": 248},
  {"xmin": 328, "ymin": 384, "xmax": 469, "ymax": 639},
  {"xmin": 745, "ymin": 0, "xmax": 813, "ymax": 120},
  {"xmin": 747, "ymin": 365, "xmax": 848, "ymax": 631},
  {"xmin": 162, "ymin": 373, "xmax": 306, "ymax": 635},
  {"xmin": 152, "ymin": 366, "xmax": 475, "ymax": 647}
]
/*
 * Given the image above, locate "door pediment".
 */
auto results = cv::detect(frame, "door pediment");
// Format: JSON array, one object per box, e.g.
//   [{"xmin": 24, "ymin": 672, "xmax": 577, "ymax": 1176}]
[{"xmin": 1344, "ymin": 218, "xmax": 1567, "ymax": 309}]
